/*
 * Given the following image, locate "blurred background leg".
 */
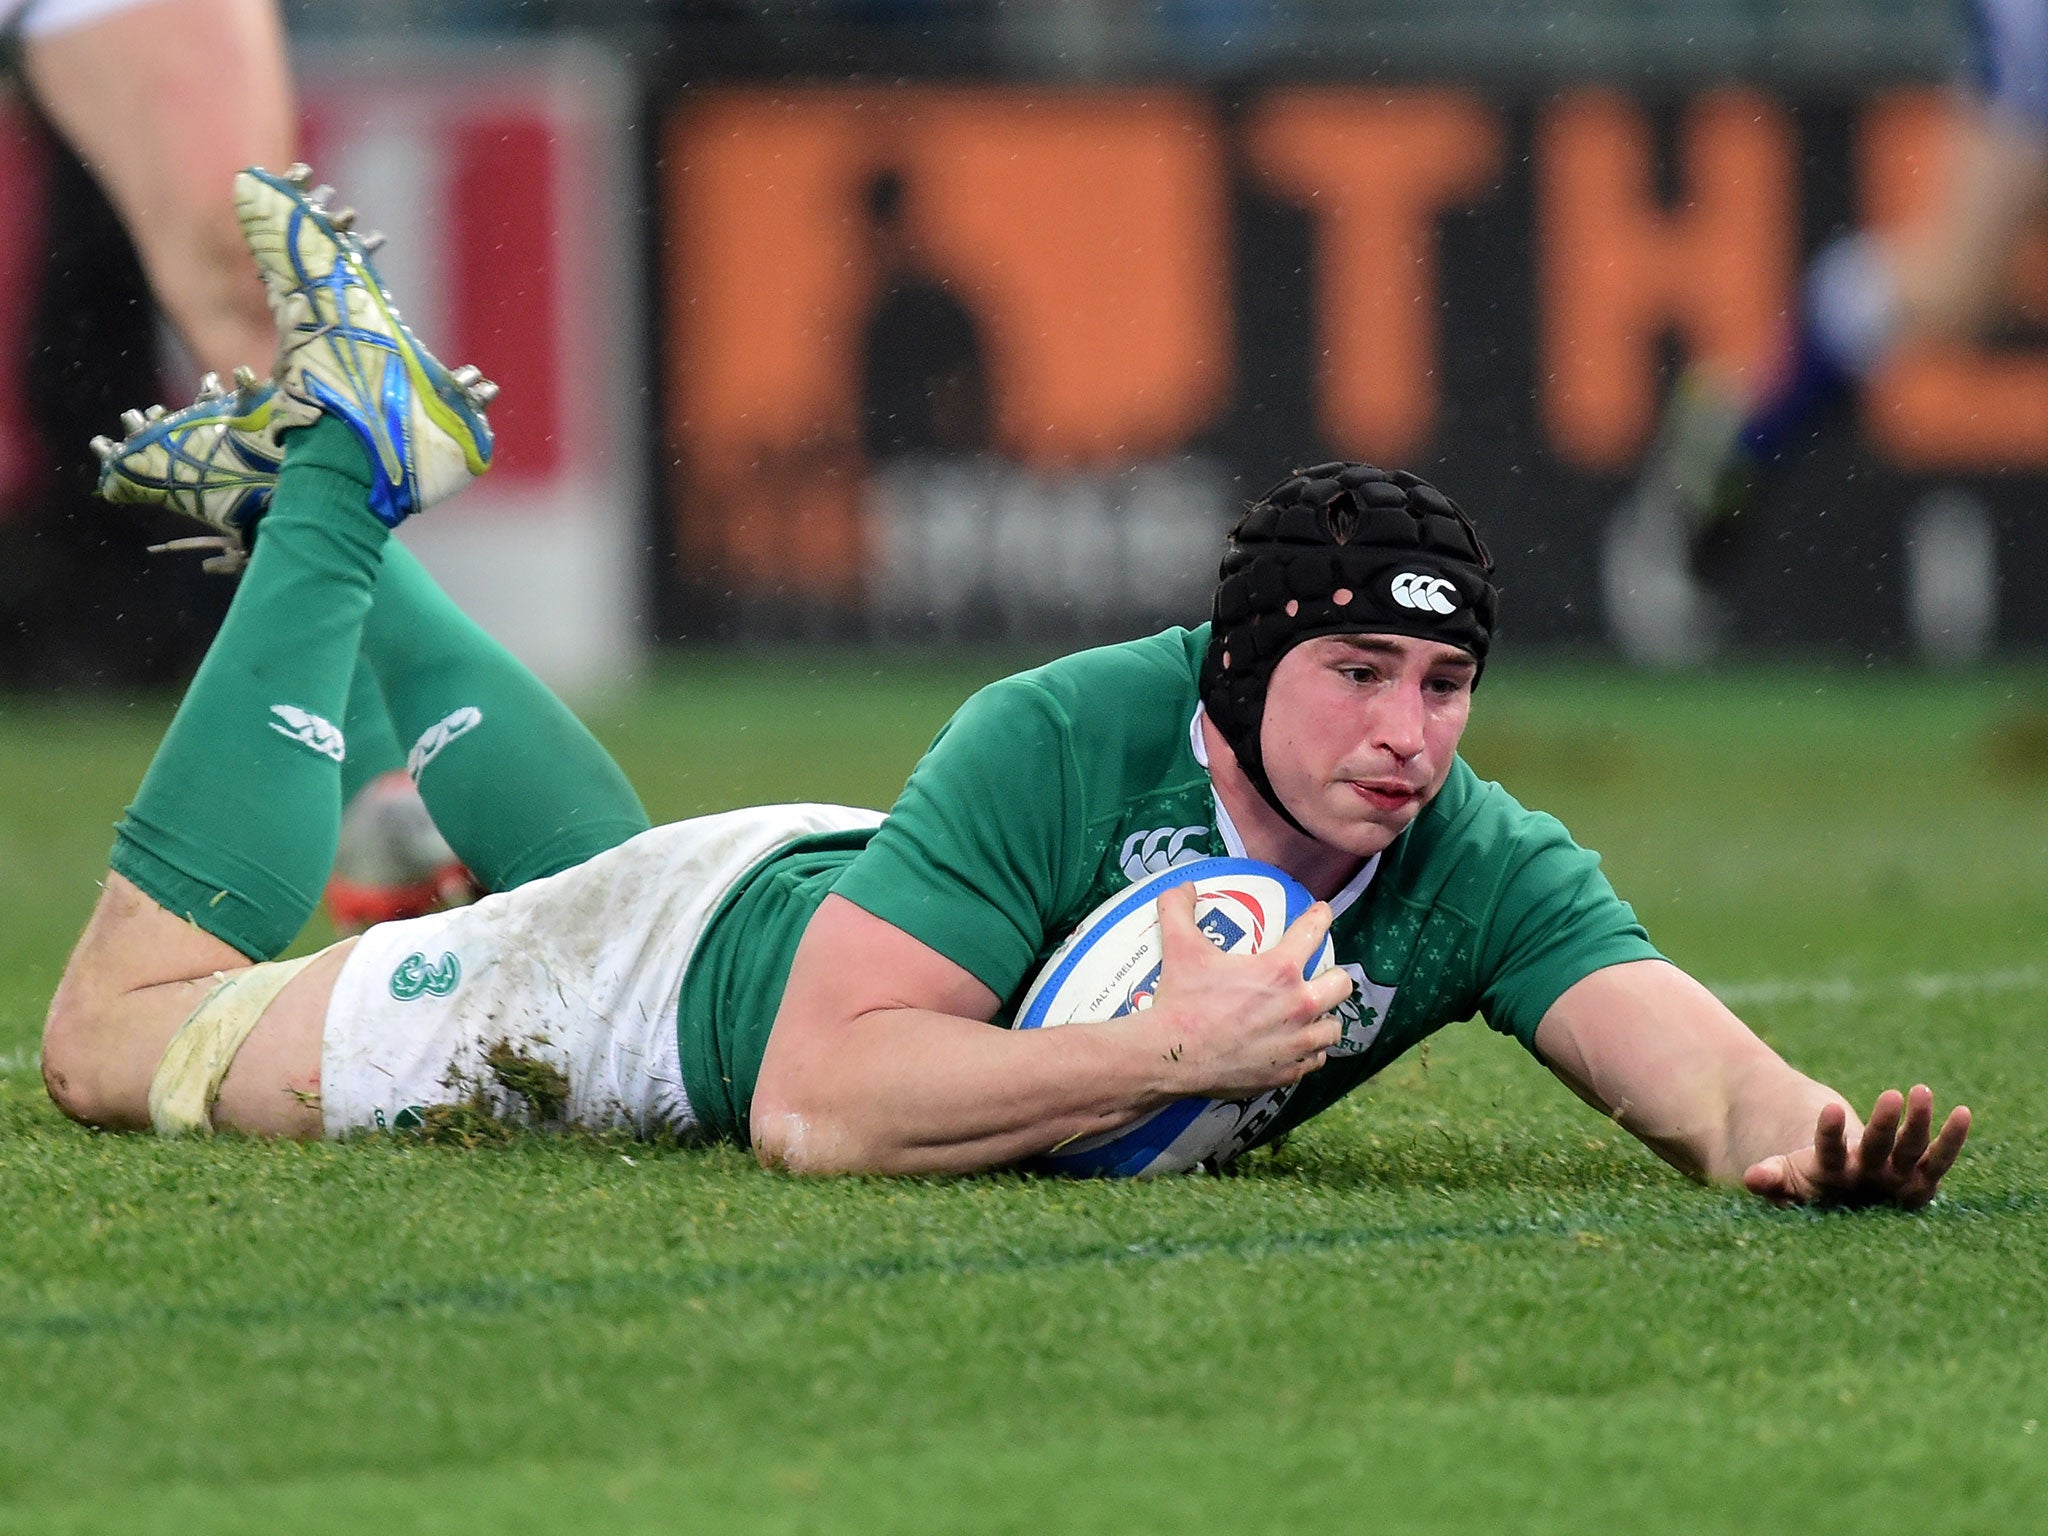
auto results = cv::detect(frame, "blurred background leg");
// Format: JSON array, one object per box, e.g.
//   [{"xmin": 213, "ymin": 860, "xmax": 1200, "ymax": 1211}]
[
  {"xmin": 21, "ymin": 0, "xmax": 294, "ymax": 379},
  {"xmin": 0, "ymin": 134, "xmax": 229, "ymax": 687}
]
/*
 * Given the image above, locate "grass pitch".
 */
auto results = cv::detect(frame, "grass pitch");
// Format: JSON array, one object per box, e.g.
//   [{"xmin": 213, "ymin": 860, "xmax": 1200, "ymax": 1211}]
[{"xmin": 2, "ymin": 653, "xmax": 2046, "ymax": 1533}]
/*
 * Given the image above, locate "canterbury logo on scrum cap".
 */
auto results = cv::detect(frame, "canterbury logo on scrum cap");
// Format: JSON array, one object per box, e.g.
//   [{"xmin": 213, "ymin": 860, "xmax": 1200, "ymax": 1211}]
[{"xmin": 1389, "ymin": 571, "xmax": 1459, "ymax": 616}]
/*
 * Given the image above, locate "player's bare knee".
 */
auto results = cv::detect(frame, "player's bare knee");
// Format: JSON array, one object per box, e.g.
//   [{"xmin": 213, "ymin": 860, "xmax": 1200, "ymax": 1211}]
[
  {"xmin": 39, "ymin": 978, "xmax": 142, "ymax": 1127},
  {"xmin": 39, "ymin": 1043, "xmax": 115, "ymax": 1128}
]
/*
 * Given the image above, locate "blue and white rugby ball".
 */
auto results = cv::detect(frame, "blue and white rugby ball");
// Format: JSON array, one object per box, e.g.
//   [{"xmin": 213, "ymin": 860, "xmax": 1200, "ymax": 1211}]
[{"xmin": 1014, "ymin": 856, "xmax": 1336, "ymax": 1178}]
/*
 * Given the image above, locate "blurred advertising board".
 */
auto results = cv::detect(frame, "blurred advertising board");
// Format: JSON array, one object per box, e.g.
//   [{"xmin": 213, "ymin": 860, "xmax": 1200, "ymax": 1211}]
[
  {"xmin": 0, "ymin": 44, "xmax": 644, "ymax": 691},
  {"xmin": 656, "ymin": 84, "xmax": 2048, "ymax": 656},
  {"xmin": 0, "ymin": 106, "xmax": 45, "ymax": 517}
]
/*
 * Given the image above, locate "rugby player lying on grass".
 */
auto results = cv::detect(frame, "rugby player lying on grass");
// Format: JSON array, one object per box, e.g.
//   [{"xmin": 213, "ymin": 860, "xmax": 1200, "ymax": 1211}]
[{"xmin": 41, "ymin": 166, "xmax": 1969, "ymax": 1207}]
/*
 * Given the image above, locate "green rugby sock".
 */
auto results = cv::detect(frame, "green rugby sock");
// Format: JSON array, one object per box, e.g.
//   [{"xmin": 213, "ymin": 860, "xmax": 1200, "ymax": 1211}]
[
  {"xmin": 339, "ymin": 657, "xmax": 407, "ymax": 803},
  {"xmin": 112, "ymin": 418, "xmax": 387, "ymax": 959},
  {"xmin": 361, "ymin": 543, "xmax": 649, "ymax": 892}
]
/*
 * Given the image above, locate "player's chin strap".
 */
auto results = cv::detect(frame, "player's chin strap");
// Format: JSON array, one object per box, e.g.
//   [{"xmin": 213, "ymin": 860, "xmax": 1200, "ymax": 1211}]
[
  {"xmin": 1198, "ymin": 462, "xmax": 1497, "ymax": 839},
  {"xmin": 148, "ymin": 949, "xmax": 332, "ymax": 1135}
]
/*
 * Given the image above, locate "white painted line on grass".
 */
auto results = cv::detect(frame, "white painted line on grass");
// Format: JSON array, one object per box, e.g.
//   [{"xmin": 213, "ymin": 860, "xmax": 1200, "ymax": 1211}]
[{"xmin": 1712, "ymin": 966, "xmax": 2045, "ymax": 1009}]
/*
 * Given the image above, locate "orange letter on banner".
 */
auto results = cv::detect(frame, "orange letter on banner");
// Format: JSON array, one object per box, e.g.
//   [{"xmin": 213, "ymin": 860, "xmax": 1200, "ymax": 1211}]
[
  {"xmin": 663, "ymin": 88, "xmax": 1228, "ymax": 598},
  {"xmin": 663, "ymin": 91, "xmax": 875, "ymax": 596},
  {"xmin": 1861, "ymin": 90, "xmax": 2048, "ymax": 468},
  {"xmin": 1248, "ymin": 90, "xmax": 1503, "ymax": 463},
  {"xmin": 1539, "ymin": 91, "xmax": 1795, "ymax": 470},
  {"xmin": 891, "ymin": 93, "xmax": 1229, "ymax": 466}
]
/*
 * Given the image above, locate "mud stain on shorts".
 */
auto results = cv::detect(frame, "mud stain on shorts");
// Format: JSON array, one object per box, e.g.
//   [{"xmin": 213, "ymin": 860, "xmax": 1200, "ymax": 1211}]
[{"xmin": 417, "ymin": 1036, "xmax": 571, "ymax": 1147}]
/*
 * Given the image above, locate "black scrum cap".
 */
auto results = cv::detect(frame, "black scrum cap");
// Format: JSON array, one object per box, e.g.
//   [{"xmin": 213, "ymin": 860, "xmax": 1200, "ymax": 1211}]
[{"xmin": 1198, "ymin": 462, "xmax": 1498, "ymax": 836}]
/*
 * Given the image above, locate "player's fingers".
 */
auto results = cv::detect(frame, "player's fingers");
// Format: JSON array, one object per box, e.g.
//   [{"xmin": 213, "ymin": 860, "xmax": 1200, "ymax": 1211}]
[
  {"xmin": 1297, "ymin": 1008, "xmax": 1348, "ymax": 1074},
  {"xmin": 1744, "ymin": 1154, "xmax": 1804, "ymax": 1206},
  {"xmin": 1308, "ymin": 1010, "xmax": 1344, "ymax": 1050},
  {"xmin": 1155, "ymin": 883, "xmax": 1206, "ymax": 963},
  {"xmin": 1306, "ymin": 965, "xmax": 1354, "ymax": 1016},
  {"xmin": 1856, "ymin": 1089, "xmax": 1905, "ymax": 1177},
  {"xmin": 1892, "ymin": 1106, "xmax": 1972, "ymax": 1212},
  {"xmin": 1274, "ymin": 901, "xmax": 1335, "ymax": 967},
  {"xmin": 1887, "ymin": 1084, "xmax": 1935, "ymax": 1177},
  {"xmin": 1917, "ymin": 1104, "xmax": 1972, "ymax": 1189},
  {"xmin": 1812, "ymin": 1101, "xmax": 1850, "ymax": 1181}
]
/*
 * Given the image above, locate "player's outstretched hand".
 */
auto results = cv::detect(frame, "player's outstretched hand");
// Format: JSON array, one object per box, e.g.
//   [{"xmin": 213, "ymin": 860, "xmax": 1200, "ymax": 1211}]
[
  {"xmin": 1742, "ymin": 1085, "xmax": 1970, "ymax": 1210},
  {"xmin": 1141, "ymin": 883, "xmax": 1354, "ymax": 1102}
]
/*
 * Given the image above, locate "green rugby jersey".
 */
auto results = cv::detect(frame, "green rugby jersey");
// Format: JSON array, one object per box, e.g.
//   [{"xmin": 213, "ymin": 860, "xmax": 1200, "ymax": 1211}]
[{"xmin": 675, "ymin": 626, "xmax": 1660, "ymax": 1147}]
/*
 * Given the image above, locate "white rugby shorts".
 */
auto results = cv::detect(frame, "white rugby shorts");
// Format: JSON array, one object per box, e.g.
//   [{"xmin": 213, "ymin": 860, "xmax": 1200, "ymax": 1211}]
[
  {"xmin": 319, "ymin": 803, "xmax": 884, "ymax": 1140},
  {"xmin": 3, "ymin": 0, "xmax": 182, "ymax": 39}
]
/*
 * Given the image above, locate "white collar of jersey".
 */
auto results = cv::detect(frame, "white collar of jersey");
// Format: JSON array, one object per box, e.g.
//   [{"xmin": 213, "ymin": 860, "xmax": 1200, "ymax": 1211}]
[{"xmin": 1188, "ymin": 707, "xmax": 1380, "ymax": 920}]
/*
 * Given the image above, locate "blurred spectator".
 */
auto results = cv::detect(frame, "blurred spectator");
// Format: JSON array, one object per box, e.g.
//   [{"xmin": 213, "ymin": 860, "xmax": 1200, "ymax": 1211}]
[{"xmin": 859, "ymin": 168, "xmax": 993, "ymax": 459}]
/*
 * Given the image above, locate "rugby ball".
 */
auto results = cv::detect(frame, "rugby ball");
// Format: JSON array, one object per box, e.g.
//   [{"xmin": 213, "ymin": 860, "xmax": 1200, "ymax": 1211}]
[{"xmin": 1014, "ymin": 856, "xmax": 1335, "ymax": 1177}]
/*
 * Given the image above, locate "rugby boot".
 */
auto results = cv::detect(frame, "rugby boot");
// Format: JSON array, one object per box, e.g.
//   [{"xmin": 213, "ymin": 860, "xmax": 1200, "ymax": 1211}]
[
  {"xmin": 1601, "ymin": 370, "xmax": 1752, "ymax": 666},
  {"xmin": 91, "ymin": 368, "xmax": 283, "ymax": 575},
  {"xmin": 235, "ymin": 162, "xmax": 497, "ymax": 526}
]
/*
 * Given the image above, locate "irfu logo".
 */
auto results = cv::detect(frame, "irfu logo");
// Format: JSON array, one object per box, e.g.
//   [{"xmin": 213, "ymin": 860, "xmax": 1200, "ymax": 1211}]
[
  {"xmin": 389, "ymin": 950, "xmax": 461, "ymax": 1001},
  {"xmin": 1330, "ymin": 964, "xmax": 1397, "ymax": 1057}
]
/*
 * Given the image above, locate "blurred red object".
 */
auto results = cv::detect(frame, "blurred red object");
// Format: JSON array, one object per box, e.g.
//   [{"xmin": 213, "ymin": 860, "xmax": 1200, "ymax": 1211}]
[{"xmin": 324, "ymin": 770, "xmax": 481, "ymax": 935}]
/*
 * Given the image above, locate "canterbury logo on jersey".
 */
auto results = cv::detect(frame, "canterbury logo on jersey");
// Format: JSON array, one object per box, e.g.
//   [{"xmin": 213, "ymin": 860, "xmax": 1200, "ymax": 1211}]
[
  {"xmin": 268, "ymin": 704, "xmax": 345, "ymax": 762},
  {"xmin": 408, "ymin": 706, "xmax": 485, "ymax": 778},
  {"xmin": 1119, "ymin": 825, "xmax": 1209, "ymax": 883},
  {"xmin": 1389, "ymin": 571, "xmax": 1459, "ymax": 615},
  {"xmin": 1330, "ymin": 964, "xmax": 1397, "ymax": 1057}
]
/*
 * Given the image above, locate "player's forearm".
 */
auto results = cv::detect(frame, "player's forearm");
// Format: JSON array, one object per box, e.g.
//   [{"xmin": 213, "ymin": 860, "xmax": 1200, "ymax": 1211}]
[
  {"xmin": 751, "ymin": 1007, "xmax": 1177, "ymax": 1176},
  {"xmin": 1535, "ymin": 960, "xmax": 1849, "ymax": 1186},
  {"xmin": 1584, "ymin": 1067, "xmax": 1856, "ymax": 1191},
  {"xmin": 1620, "ymin": 1032, "xmax": 1856, "ymax": 1185},
  {"xmin": 1580, "ymin": 1036, "xmax": 1850, "ymax": 1187}
]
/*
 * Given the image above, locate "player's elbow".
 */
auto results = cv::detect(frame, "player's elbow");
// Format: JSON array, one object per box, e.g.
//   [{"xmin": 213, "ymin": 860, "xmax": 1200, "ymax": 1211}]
[
  {"xmin": 749, "ymin": 1078, "xmax": 887, "ymax": 1176},
  {"xmin": 751, "ymin": 1103, "xmax": 883, "ymax": 1176},
  {"xmin": 751, "ymin": 1002, "xmax": 904, "ymax": 1174},
  {"xmin": 749, "ymin": 1103, "xmax": 833, "ymax": 1174}
]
